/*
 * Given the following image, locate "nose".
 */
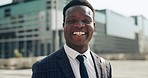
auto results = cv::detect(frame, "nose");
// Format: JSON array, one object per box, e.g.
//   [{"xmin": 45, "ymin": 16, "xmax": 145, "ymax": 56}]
[{"xmin": 74, "ymin": 21, "xmax": 85, "ymax": 27}]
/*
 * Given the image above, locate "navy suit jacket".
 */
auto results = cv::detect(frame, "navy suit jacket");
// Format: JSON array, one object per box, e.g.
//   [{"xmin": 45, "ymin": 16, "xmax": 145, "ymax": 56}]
[{"xmin": 32, "ymin": 47, "xmax": 112, "ymax": 78}]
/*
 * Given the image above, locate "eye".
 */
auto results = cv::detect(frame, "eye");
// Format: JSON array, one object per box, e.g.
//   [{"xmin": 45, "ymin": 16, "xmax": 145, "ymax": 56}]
[
  {"xmin": 82, "ymin": 19, "xmax": 92, "ymax": 24},
  {"xmin": 66, "ymin": 19, "xmax": 77, "ymax": 24}
]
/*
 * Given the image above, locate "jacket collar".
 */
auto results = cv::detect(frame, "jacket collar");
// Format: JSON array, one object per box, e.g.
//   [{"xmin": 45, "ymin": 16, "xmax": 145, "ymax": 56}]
[
  {"xmin": 56, "ymin": 47, "xmax": 75, "ymax": 78},
  {"xmin": 56, "ymin": 47, "xmax": 103, "ymax": 78}
]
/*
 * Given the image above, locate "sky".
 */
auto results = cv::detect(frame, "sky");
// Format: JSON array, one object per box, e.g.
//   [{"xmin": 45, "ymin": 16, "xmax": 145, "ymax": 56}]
[
  {"xmin": 89, "ymin": 0, "xmax": 148, "ymax": 19},
  {"xmin": 0, "ymin": 0, "xmax": 12, "ymax": 6},
  {"xmin": 0, "ymin": 0, "xmax": 148, "ymax": 19}
]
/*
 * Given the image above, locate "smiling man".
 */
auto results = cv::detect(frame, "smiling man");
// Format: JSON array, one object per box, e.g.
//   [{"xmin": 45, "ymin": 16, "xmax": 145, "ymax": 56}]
[
  {"xmin": 63, "ymin": 5, "xmax": 95, "ymax": 53},
  {"xmin": 32, "ymin": 0, "xmax": 112, "ymax": 78}
]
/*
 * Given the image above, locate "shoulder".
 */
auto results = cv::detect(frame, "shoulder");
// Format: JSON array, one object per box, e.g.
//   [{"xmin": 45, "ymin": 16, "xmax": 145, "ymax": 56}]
[
  {"xmin": 100, "ymin": 57, "xmax": 112, "ymax": 78},
  {"xmin": 91, "ymin": 52, "xmax": 112, "ymax": 78},
  {"xmin": 32, "ymin": 47, "xmax": 64, "ymax": 71},
  {"xmin": 32, "ymin": 53, "xmax": 56, "ymax": 72},
  {"xmin": 91, "ymin": 52, "xmax": 110, "ymax": 64},
  {"xmin": 92, "ymin": 51, "xmax": 111, "ymax": 67}
]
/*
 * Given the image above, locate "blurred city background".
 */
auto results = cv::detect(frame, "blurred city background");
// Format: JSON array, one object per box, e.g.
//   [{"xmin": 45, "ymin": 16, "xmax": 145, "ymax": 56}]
[{"xmin": 0, "ymin": 0, "xmax": 148, "ymax": 78}]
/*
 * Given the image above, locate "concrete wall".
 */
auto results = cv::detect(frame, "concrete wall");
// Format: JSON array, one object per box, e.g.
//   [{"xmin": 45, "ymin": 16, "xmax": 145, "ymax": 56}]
[{"xmin": 0, "ymin": 56, "xmax": 45, "ymax": 69}]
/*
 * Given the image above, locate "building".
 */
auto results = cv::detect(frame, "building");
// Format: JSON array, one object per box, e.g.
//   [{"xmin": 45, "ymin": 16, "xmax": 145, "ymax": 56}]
[
  {"xmin": 93, "ymin": 9, "xmax": 148, "ymax": 54},
  {"xmin": 0, "ymin": 0, "xmax": 148, "ymax": 59},
  {"xmin": 0, "ymin": 0, "xmax": 70, "ymax": 58}
]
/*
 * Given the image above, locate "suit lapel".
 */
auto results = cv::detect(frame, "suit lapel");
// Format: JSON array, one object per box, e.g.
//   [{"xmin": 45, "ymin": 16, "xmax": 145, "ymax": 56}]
[
  {"xmin": 56, "ymin": 47, "xmax": 75, "ymax": 78},
  {"xmin": 91, "ymin": 52, "xmax": 102, "ymax": 78}
]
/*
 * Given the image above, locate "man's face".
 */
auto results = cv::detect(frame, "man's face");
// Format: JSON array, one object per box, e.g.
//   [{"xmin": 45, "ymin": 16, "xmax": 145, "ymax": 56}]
[{"xmin": 63, "ymin": 6, "xmax": 95, "ymax": 49}]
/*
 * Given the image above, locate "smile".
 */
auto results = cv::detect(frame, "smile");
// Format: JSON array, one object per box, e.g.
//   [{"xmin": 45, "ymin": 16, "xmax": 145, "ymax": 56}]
[{"xmin": 73, "ymin": 32, "xmax": 85, "ymax": 36}]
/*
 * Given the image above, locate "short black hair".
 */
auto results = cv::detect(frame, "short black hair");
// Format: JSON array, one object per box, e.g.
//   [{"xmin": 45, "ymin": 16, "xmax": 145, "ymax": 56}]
[{"xmin": 63, "ymin": 0, "xmax": 95, "ymax": 22}]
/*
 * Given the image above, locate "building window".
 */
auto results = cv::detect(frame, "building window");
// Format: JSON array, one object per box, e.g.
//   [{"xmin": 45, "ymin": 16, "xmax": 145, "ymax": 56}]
[
  {"xmin": 4, "ymin": 42, "xmax": 9, "ymax": 58},
  {"xmin": 27, "ymin": 41, "xmax": 32, "ymax": 57},
  {"xmin": 19, "ymin": 36, "xmax": 24, "ymax": 38},
  {"xmin": 47, "ymin": 1, "xmax": 51, "ymax": 9},
  {"xmin": 27, "ymin": 29, "xmax": 32, "ymax": 32},
  {"xmin": 34, "ymin": 29, "xmax": 38, "ymax": 31},
  {"xmin": 0, "ymin": 43, "xmax": 2, "ymax": 58},
  {"xmin": 4, "ymin": 8, "xmax": 11, "ymax": 17},
  {"xmin": 134, "ymin": 17, "xmax": 138, "ymax": 25}
]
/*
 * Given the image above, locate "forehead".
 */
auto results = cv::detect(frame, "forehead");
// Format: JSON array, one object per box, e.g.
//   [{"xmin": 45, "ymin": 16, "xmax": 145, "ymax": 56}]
[{"xmin": 65, "ymin": 5, "xmax": 93, "ymax": 16}]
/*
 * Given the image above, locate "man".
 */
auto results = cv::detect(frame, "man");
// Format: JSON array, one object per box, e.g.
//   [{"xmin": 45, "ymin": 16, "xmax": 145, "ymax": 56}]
[{"xmin": 32, "ymin": 0, "xmax": 112, "ymax": 78}]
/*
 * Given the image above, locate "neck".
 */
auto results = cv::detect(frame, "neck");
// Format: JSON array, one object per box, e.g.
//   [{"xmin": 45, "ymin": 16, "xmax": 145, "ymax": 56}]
[{"xmin": 67, "ymin": 44, "xmax": 88, "ymax": 54}]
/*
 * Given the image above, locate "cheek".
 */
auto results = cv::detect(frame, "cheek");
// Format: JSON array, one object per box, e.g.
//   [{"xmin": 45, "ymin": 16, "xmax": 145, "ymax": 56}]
[
  {"xmin": 91, "ymin": 25, "xmax": 94, "ymax": 30},
  {"xmin": 64, "ymin": 29, "xmax": 68, "ymax": 36},
  {"xmin": 64, "ymin": 26, "xmax": 69, "ymax": 32},
  {"xmin": 87, "ymin": 23, "xmax": 95, "ymax": 30},
  {"xmin": 91, "ymin": 22, "xmax": 95, "ymax": 30},
  {"xmin": 64, "ymin": 26, "xmax": 70, "ymax": 36},
  {"xmin": 87, "ymin": 26, "xmax": 94, "ymax": 32}
]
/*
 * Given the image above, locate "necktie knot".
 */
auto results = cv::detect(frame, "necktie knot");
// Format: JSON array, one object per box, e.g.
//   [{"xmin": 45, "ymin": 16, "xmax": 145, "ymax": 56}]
[{"xmin": 76, "ymin": 55, "xmax": 84, "ymax": 63}]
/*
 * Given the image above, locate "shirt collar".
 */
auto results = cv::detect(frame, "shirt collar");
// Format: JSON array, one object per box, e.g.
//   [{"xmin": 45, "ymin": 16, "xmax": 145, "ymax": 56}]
[{"xmin": 64, "ymin": 44, "xmax": 91, "ymax": 60}]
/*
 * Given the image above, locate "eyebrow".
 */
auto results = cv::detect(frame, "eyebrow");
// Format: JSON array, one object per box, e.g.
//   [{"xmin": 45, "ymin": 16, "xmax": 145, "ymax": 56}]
[{"xmin": 66, "ymin": 15, "xmax": 92, "ymax": 19}]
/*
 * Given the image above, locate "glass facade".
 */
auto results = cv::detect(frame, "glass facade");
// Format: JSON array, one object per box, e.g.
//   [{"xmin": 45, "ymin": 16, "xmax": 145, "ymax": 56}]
[{"xmin": 0, "ymin": 0, "xmax": 67, "ymax": 58}]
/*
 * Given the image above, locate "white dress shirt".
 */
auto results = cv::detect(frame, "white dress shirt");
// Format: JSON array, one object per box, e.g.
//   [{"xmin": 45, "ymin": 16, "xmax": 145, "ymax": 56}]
[{"xmin": 64, "ymin": 44, "xmax": 96, "ymax": 78}]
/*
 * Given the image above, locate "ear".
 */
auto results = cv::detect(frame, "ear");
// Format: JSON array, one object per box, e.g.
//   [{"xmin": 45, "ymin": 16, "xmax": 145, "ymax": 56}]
[
  {"xmin": 93, "ymin": 22, "xmax": 96, "ymax": 29},
  {"xmin": 94, "ymin": 22, "xmax": 96, "ymax": 26}
]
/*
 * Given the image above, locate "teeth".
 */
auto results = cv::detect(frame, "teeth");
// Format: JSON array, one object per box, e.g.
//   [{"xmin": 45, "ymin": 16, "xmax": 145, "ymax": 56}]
[{"xmin": 73, "ymin": 32, "xmax": 85, "ymax": 36}]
